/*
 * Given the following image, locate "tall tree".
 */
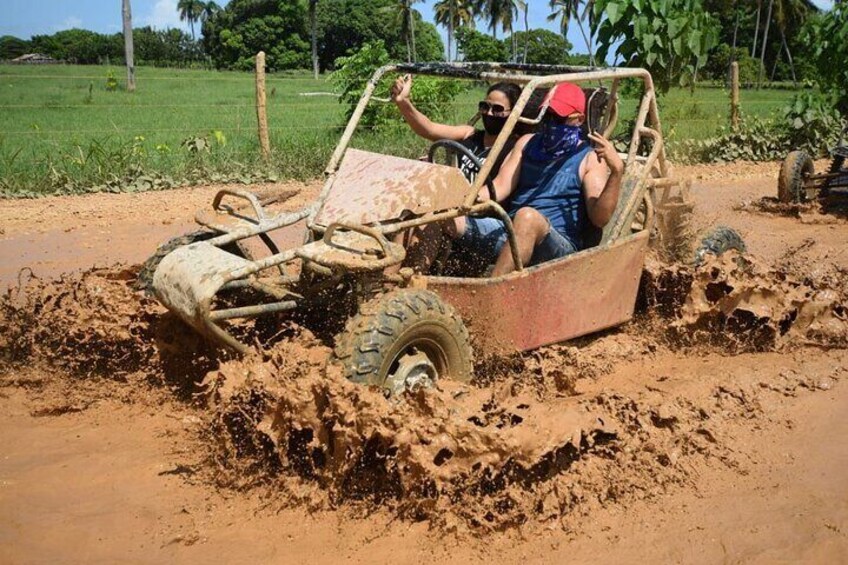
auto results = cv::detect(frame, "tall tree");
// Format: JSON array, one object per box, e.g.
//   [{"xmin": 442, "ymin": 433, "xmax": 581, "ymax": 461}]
[
  {"xmin": 522, "ymin": 0, "xmax": 529, "ymax": 62},
  {"xmin": 390, "ymin": 0, "xmax": 422, "ymax": 62},
  {"xmin": 309, "ymin": 0, "xmax": 319, "ymax": 78},
  {"xmin": 201, "ymin": 1, "xmax": 220, "ymax": 21},
  {"xmin": 548, "ymin": 0, "xmax": 593, "ymax": 65},
  {"xmin": 507, "ymin": 0, "xmax": 526, "ymax": 62},
  {"xmin": 434, "ymin": 0, "xmax": 473, "ymax": 62},
  {"xmin": 177, "ymin": 0, "xmax": 205, "ymax": 40},
  {"xmin": 122, "ymin": 0, "xmax": 135, "ymax": 92},
  {"xmin": 751, "ymin": 0, "xmax": 762, "ymax": 57},
  {"xmin": 475, "ymin": 0, "xmax": 512, "ymax": 39},
  {"xmin": 757, "ymin": 0, "xmax": 774, "ymax": 88}
]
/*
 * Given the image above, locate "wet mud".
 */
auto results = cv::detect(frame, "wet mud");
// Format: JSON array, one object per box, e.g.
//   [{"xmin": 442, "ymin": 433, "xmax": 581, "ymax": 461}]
[{"xmin": 3, "ymin": 245, "xmax": 846, "ymax": 534}]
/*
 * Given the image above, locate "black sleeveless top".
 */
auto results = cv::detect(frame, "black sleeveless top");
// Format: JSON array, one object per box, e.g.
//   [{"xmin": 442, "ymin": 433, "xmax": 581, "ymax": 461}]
[{"xmin": 457, "ymin": 129, "xmax": 516, "ymax": 184}]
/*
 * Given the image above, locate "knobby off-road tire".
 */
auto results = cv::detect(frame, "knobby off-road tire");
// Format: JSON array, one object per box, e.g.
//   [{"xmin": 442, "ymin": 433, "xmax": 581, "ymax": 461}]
[
  {"xmin": 778, "ymin": 150, "xmax": 814, "ymax": 203},
  {"xmin": 693, "ymin": 226, "xmax": 747, "ymax": 266},
  {"xmin": 333, "ymin": 289, "xmax": 473, "ymax": 395},
  {"xmin": 135, "ymin": 230, "xmax": 249, "ymax": 294}
]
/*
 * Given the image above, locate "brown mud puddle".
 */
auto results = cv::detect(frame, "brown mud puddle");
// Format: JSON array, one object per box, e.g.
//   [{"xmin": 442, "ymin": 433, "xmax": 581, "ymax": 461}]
[{"xmin": 2, "ymin": 166, "xmax": 848, "ymax": 562}]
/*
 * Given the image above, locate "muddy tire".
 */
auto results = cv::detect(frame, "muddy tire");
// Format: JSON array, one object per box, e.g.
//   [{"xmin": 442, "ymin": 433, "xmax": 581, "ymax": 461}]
[
  {"xmin": 136, "ymin": 230, "xmax": 249, "ymax": 293},
  {"xmin": 693, "ymin": 226, "xmax": 747, "ymax": 266},
  {"xmin": 333, "ymin": 289, "xmax": 473, "ymax": 394},
  {"xmin": 778, "ymin": 150, "xmax": 814, "ymax": 203}
]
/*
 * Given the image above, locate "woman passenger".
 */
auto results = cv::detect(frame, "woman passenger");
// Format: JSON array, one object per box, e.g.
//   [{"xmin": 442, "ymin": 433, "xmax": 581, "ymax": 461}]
[{"xmin": 390, "ymin": 75, "xmax": 522, "ymax": 183}]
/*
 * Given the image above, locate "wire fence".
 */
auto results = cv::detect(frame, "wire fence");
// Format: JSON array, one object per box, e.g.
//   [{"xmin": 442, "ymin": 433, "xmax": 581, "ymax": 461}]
[{"xmin": 0, "ymin": 64, "xmax": 804, "ymax": 195}]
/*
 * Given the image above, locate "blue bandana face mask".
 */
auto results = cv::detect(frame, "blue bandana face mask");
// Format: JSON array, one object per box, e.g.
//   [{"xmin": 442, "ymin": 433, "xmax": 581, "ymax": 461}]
[{"xmin": 536, "ymin": 122, "xmax": 584, "ymax": 161}]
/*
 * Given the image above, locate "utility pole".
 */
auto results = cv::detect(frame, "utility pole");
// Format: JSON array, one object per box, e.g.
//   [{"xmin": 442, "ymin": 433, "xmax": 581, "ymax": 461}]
[{"xmin": 122, "ymin": 0, "xmax": 135, "ymax": 92}]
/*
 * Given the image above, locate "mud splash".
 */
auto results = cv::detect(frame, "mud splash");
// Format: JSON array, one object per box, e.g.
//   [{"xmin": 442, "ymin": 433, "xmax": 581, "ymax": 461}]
[
  {"xmin": 663, "ymin": 252, "xmax": 848, "ymax": 351},
  {"xmin": 2, "ymin": 253, "xmax": 847, "ymax": 532},
  {"xmin": 203, "ymin": 332, "xmax": 829, "ymax": 532},
  {"xmin": 0, "ymin": 267, "xmax": 161, "ymax": 374}
]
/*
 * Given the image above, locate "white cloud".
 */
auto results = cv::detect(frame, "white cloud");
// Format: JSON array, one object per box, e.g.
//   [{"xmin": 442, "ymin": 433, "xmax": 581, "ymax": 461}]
[
  {"xmin": 142, "ymin": 0, "xmax": 188, "ymax": 30},
  {"xmin": 54, "ymin": 16, "xmax": 83, "ymax": 31}
]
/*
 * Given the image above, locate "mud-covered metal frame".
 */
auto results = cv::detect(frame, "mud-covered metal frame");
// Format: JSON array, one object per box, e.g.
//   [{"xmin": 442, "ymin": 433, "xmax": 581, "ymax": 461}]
[{"xmin": 150, "ymin": 62, "xmax": 688, "ymax": 354}]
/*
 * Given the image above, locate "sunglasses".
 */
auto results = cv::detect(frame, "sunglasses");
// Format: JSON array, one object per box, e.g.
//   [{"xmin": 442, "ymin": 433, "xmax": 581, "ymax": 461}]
[
  {"xmin": 478, "ymin": 101, "xmax": 510, "ymax": 115},
  {"xmin": 544, "ymin": 112, "xmax": 582, "ymax": 125}
]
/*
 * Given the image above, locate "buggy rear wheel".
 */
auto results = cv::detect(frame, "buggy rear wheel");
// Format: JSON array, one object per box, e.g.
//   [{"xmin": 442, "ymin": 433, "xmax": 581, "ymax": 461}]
[
  {"xmin": 333, "ymin": 289, "xmax": 473, "ymax": 395},
  {"xmin": 778, "ymin": 151, "xmax": 814, "ymax": 203}
]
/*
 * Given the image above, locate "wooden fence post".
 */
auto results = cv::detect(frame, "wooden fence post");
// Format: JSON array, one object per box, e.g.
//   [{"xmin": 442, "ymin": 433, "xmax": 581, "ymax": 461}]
[
  {"xmin": 255, "ymin": 51, "xmax": 271, "ymax": 160},
  {"xmin": 730, "ymin": 61, "xmax": 740, "ymax": 130}
]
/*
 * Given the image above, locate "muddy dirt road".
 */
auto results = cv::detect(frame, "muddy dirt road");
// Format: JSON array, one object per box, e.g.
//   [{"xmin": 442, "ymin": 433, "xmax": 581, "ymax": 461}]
[{"xmin": 2, "ymin": 161, "xmax": 848, "ymax": 564}]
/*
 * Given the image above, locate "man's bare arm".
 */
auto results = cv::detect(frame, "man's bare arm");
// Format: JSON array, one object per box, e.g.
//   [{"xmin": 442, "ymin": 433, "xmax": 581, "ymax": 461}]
[{"xmin": 582, "ymin": 132, "xmax": 624, "ymax": 228}]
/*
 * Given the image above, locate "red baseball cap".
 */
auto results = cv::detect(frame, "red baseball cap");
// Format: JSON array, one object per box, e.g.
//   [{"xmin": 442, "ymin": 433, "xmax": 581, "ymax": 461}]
[{"xmin": 545, "ymin": 83, "xmax": 586, "ymax": 117}]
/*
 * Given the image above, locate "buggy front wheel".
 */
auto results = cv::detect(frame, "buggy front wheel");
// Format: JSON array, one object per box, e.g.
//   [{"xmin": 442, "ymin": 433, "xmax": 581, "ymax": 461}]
[{"xmin": 333, "ymin": 289, "xmax": 473, "ymax": 395}]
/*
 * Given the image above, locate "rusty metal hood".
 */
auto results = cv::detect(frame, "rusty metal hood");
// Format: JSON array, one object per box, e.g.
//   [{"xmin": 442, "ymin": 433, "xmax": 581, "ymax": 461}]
[{"xmin": 313, "ymin": 149, "xmax": 471, "ymax": 228}]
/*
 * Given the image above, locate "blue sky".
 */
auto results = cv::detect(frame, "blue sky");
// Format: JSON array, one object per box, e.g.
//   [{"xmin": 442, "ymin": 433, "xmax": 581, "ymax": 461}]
[{"xmin": 0, "ymin": 0, "xmax": 836, "ymax": 53}]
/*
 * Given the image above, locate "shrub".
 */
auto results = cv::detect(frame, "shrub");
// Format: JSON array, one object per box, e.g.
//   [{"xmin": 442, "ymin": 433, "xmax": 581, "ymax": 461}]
[{"xmin": 331, "ymin": 41, "xmax": 463, "ymax": 128}]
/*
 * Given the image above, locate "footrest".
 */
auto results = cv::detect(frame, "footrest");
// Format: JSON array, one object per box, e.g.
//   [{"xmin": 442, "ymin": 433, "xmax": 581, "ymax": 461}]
[{"xmin": 295, "ymin": 230, "xmax": 405, "ymax": 272}]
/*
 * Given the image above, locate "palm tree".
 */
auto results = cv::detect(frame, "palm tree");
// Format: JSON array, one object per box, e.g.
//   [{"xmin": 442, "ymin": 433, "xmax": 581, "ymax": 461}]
[
  {"xmin": 384, "ymin": 0, "xmax": 422, "ymax": 63},
  {"xmin": 751, "ymin": 0, "xmax": 762, "ymax": 58},
  {"xmin": 434, "ymin": 0, "xmax": 473, "ymax": 62},
  {"xmin": 309, "ymin": 0, "xmax": 319, "ymax": 79},
  {"xmin": 475, "ymin": 0, "xmax": 512, "ymax": 40},
  {"xmin": 506, "ymin": 0, "xmax": 526, "ymax": 62},
  {"xmin": 548, "ymin": 0, "xmax": 594, "ymax": 65},
  {"xmin": 177, "ymin": 0, "xmax": 205, "ymax": 41},
  {"xmin": 522, "ymin": 0, "xmax": 529, "ymax": 63},
  {"xmin": 773, "ymin": 0, "xmax": 813, "ymax": 86},
  {"xmin": 757, "ymin": 0, "xmax": 774, "ymax": 88},
  {"xmin": 200, "ymin": 1, "xmax": 220, "ymax": 22}
]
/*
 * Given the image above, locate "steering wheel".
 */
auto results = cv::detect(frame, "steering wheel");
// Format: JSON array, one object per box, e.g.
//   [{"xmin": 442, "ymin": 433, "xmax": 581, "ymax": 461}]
[{"xmin": 427, "ymin": 139, "xmax": 497, "ymax": 202}]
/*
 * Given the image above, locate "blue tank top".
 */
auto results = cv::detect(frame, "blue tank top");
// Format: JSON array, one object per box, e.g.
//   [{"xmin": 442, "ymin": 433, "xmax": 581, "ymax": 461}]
[{"xmin": 509, "ymin": 136, "xmax": 593, "ymax": 246}]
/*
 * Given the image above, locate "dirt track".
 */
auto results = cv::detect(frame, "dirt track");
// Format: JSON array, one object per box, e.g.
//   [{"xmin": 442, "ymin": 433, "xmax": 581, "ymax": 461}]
[{"xmin": 2, "ymin": 161, "xmax": 848, "ymax": 563}]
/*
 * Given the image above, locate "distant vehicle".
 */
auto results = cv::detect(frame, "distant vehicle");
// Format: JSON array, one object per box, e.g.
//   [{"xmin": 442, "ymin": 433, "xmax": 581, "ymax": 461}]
[{"xmin": 778, "ymin": 124, "xmax": 848, "ymax": 203}]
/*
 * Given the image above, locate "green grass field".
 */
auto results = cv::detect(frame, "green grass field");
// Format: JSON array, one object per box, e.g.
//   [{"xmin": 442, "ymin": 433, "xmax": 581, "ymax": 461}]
[{"xmin": 0, "ymin": 64, "xmax": 799, "ymax": 197}]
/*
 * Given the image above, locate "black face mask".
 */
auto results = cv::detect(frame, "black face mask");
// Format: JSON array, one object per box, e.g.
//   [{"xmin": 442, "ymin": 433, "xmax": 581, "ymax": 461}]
[{"xmin": 481, "ymin": 114, "xmax": 507, "ymax": 136}]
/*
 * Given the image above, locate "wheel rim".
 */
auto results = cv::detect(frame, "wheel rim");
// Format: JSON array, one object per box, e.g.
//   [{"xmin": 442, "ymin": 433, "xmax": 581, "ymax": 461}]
[{"xmin": 384, "ymin": 339, "xmax": 446, "ymax": 395}]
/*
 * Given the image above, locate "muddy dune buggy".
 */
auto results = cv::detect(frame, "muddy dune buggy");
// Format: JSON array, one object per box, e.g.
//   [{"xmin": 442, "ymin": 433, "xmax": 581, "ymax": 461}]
[
  {"xmin": 778, "ymin": 124, "xmax": 848, "ymax": 203},
  {"xmin": 143, "ymin": 63, "xmax": 698, "ymax": 394}
]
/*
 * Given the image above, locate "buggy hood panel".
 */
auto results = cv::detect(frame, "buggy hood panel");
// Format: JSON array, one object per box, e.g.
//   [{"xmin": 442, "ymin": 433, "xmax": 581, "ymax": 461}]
[{"xmin": 313, "ymin": 149, "xmax": 471, "ymax": 227}]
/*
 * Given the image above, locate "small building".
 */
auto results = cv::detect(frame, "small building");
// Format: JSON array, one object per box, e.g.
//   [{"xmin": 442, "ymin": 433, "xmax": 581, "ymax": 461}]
[{"xmin": 11, "ymin": 53, "xmax": 60, "ymax": 64}]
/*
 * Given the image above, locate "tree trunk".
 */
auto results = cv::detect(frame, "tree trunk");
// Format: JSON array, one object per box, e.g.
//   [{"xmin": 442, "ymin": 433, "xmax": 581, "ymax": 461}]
[
  {"xmin": 576, "ymin": 20, "xmax": 593, "ymax": 66},
  {"xmin": 410, "ymin": 3, "xmax": 417, "ymax": 63},
  {"xmin": 781, "ymin": 29, "xmax": 797, "ymax": 87},
  {"xmin": 448, "ymin": 3, "xmax": 454, "ymax": 62},
  {"xmin": 752, "ymin": 0, "xmax": 761, "ymax": 58},
  {"xmin": 522, "ymin": 5, "xmax": 529, "ymax": 63},
  {"xmin": 310, "ymin": 0, "xmax": 319, "ymax": 79},
  {"xmin": 122, "ymin": 0, "xmax": 135, "ymax": 92},
  {"xmin": 770, "ymin": 48, "xmax": 781, "ymax": 81},
  {"xmin": 757, "ymin": 0, "xmax": 773, "ymax": 90},
  {"xmin": 447, "ymin": 20, "xmax": 453, "ymax": 62},
  {"xmin": 731, "ymin": 3, "xmax": 739, "ymax": 53}
]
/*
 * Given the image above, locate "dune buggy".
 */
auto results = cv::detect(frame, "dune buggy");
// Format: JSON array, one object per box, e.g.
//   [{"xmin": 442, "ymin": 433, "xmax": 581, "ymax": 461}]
[
  {"xmin": 145, "ymin": 62, "xmax": 695, "ymax": 394},
  {"xmin": 778, "ymin": 124, "xmax": 848, "ymax": 203}
]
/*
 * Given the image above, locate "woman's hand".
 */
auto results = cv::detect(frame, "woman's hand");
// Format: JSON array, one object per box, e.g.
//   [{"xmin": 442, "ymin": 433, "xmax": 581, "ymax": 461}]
[{"xmin": 391, "ymin": 74, "xmax": 412, "ymax": 103}]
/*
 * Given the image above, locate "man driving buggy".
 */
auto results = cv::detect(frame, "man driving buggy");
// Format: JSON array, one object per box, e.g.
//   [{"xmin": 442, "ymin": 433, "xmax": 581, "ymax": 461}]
[{"xmin": 405, "ymin": 82, "xmax": 624, "ymax": 276}]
